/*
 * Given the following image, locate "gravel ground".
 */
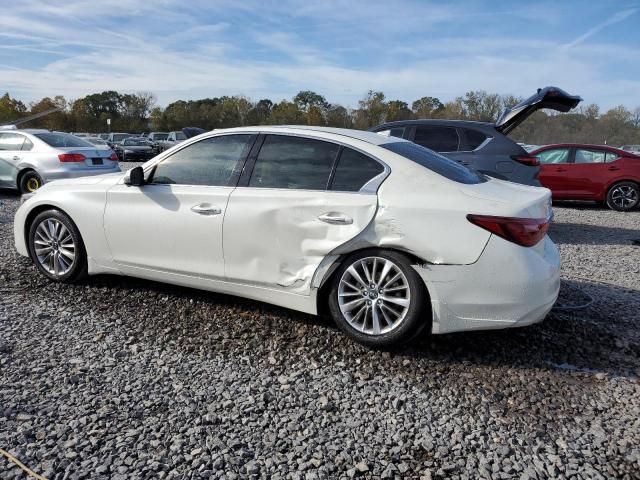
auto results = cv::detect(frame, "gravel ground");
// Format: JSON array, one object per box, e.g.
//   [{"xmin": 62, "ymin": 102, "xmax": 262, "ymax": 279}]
[{"xmin": 1, "ymin": 168, "xmax": 639, "ymax": 479}]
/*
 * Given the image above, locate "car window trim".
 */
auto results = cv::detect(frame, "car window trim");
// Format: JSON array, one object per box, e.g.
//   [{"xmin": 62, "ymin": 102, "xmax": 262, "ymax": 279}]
[
  {"xmin": 237, "ymin": 132, "xmax": 389, "ymax": 194},
  {"xmin": 147, "ymin": 133, "xmax": 258, "ymax": 187}
]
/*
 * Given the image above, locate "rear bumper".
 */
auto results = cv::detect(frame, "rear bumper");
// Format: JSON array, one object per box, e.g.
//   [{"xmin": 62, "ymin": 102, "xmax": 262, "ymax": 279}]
[
  {"xmin": 415, "ymin": 234, "xmax": 560, "ymax": 334},
  {"xmin": 42, "ymin": 165, "xmax": 121, "ymax": 182}
]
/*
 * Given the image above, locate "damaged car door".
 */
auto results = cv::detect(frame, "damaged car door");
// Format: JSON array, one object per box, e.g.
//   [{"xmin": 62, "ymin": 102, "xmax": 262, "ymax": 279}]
[{"xmin": 223, "ymin": 134, "xmax": 384, "ymax": 295}]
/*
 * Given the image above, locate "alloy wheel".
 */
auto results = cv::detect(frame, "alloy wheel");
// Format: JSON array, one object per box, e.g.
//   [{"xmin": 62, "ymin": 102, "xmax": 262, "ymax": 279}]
[
  {"xmin": 34, "ymin": 218, "xmax": 76, "ymax": 276},
  {"xmin": 338, "ymin": 256, "xmax": 411, "ymax": 336},
  {"xmin": 26, "ymin": 177, "xmax": 40, "ymax": 192},
  {"xmin": 610, "ymin": 185, "xmax": 638, "ymax": 210}
]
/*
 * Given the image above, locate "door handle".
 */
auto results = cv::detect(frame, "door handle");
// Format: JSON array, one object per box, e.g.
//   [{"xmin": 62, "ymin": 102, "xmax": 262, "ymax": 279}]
[
  {"xmin": 318, "ymin": 212, "xmax": 353, "ymax": 225},
  {"xmin": 555, "ymin": 168, "xmax": 567, "ymax": 172},
  {"xmin": 12, "ymin": 156, "xmax": 20, "ymax": 161},
  {"xmin": 608, "ymin": 166, "xmax": 620, "ymax": 171},
  {"xmin": 191, "ymin": 204, "xmax": 222, "ymax": 215}
]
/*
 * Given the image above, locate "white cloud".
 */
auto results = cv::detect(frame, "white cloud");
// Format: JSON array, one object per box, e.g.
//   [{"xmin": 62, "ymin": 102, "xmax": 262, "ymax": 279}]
[{"xmin": 1, "ymin": 0, "xmax": 638, "ymax": 110}]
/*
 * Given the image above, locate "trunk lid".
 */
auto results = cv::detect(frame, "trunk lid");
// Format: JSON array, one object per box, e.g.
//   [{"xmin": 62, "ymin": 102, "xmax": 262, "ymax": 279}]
[
  {"xmin": 495, "ymin": 86, "xmax": 582, "ymax": 135},
  {"xmin": 58, "ymin": 147, "xmax": 117, "ymax": 168},
  {"xmin": 459, "ymin": 177, "xmax": 552, "ymax": 220}
]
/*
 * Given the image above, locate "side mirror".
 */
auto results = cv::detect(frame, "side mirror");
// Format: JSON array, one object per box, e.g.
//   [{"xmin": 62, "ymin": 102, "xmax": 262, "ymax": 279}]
[{"xmin": 124, "ymin": 166, "xmax": 145, "ymax": 186}]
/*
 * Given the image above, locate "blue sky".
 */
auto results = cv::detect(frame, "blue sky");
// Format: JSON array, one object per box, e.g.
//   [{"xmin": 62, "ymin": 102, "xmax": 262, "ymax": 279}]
[{"xmin": 1, "ymin": 0, "xmax": 639, "ymax": 109}]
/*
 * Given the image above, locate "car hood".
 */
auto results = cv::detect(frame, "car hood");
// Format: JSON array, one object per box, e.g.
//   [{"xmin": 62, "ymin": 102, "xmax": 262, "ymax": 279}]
[
  {"xmin": 495, "ymin": 86, "xmax": 582, "ymax": 135},
  {"xmin": 43, "ymin": 172, "xmax": 124, "ymax": 189}
]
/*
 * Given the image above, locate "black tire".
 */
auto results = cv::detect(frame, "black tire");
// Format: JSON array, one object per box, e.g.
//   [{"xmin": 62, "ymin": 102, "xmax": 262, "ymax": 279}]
[
  {"xmin": 19, "ymin": 170, "xmax": 43, "ymax": 193},
  {"xmin": 606, "ymin": 181, "xmax": 639, "ymax": 211},
  {"xmin": 328, "ymin": 249, "xmax": 430, "ymax": 348},
  {"xmin": 28, "ymin": 209, "xmax": 88, "ymax": 283}
]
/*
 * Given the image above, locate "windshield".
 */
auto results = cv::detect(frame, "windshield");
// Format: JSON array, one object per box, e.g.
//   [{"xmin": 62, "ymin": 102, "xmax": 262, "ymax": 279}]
[
  {"xmin": 113, "ymin": 134, "xmax": 131, "ymax": 142},
  {"xmin": 123, "ymin": 139, "xmax": 148, "ymax": 146},
  {"xmin": 175, "ymin": 132, "xmax": 187, "ymax": 140},
  {"xmin": 153, "ymin": 133, "xmax": 168, "ymax": 140},
  {"xmin": 381, "ymin": 141, "xmax": 486, "ymax": 184},
  {"xmin": 35, "ymin": 133, "xmax": 94, "ymax": 148}
]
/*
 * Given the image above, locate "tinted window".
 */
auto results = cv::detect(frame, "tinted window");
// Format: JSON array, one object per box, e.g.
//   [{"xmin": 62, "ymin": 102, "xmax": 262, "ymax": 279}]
[
  {"xmin": 465, "ymin": 129, "xmax": 488, "ymax": 150},
  {"xmin": 537, "ymin": 149, "xmax": 569, "ymax": 164},
  {"xmin": 249, "ymin": 135, "xmax": 339, "ymax": 190},
  {"xmin": 413, "ymin": 126, "xmax": 459, "ymax": 152},
  {"xmin": 35, "ymin": 133, "xmax": 93, "ymax": 148},
  {"xmin": 112, "ymin": 134, "xmax": 131, "ymax": 142},
  {"xmin": 0, "ymin": 133, "xmax": 26, "ymax": 151},
  {"xmin": 331, "ymin": 148, "xmax": 385, "ymax": 192},
  {"xmin": 123, "ymin": 139, "xmax": 148, "ymax": 146},
  {"xmin": 381, "ymin": 141, "xmax": 485, "ymax": 184},
  {"xmin": 575, "ymin": 149, "xmax": 606, "ymax": 164},
  {"xmin": 151, "ymin": 135, "xmax": 253, "ymax": 186}
]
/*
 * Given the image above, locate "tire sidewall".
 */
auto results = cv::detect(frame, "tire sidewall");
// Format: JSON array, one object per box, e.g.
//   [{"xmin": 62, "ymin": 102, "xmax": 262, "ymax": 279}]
[
  {"xmin": 328, "ymin": 249, "xmax": 430, "ymax": 348},
  {"xmin": 607, "ymin": 182, "xmax": 639, "ymax": 211},
  {"xmin": 28, "ymin": 209, "xmax": 87, "ymax": 282},
  {"xmin": 19, "ymin": 171, "xmax": 43, "ymax": 194}
]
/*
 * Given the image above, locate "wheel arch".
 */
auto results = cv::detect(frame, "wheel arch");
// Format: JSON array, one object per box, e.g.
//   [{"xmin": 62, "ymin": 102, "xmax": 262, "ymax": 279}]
[
  {"xmin": 23, "ymin": 204, "xmax": 77, "ymax": 251},
  {"xmin": 315, "ymin": 246, "xmax": 431, "ymax": 317}
]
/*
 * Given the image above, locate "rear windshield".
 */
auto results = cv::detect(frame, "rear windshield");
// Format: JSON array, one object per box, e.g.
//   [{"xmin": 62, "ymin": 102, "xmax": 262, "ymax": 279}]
[
  {"xmin": 381, "ymin": 141, "xmax": 486, "ymax": 184},
  {"xmin": 112, "ymin": 134, "xmax": 131, "ymax": 141},
  {"xmin": 35, "ymin": 133, "xmax": 93, "ymax": 148},
  {"xmin": 123, "ymin": 139, "xmax": 148, "ymax": 146}
]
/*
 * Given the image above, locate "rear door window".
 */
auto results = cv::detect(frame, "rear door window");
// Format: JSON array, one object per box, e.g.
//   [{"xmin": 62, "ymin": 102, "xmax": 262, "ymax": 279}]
[
  {"xmin": 537, "ymin": 149, "xmax": 570, "ymax": 164},
  {"xmin": 413, "ymin": 126, "xmax": 459, "ymax": 152},
  {"xmin": 330, "ymin": 148, "xmax": 385, "ymax": 192},
  {"xmin": 574, "ymin": 149, "xmax": 606, "ymax": 164},
  {"xmin": 0, "ymin": 133, "xmax": 25, "ymax": 151},
  {"xmin": 605, "ymin": 152, "xmax": 620, "ymax": 163},
  {"xmin": 249, "ymin": 135, "xmax": 339, "ymax": 190},
  {"xmin": 376, "ymin": 127, "xmax": 405, "ymax": 139},
  {"xmin": 465, "ymin": 129, "xmax": 488, "ymax": 150}
]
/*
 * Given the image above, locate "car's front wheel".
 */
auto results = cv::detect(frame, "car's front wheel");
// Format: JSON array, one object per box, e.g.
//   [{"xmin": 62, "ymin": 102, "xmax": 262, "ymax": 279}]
[
  {"xmin": 328, "ymin": 250, "xmax": 430, "ymax": 347},
  {"xmin": 606, "ymin": 181, "xmax": 639, "ymax": 211},
  {"xmin": 28, "ymin": 209, "xmax": 87, "ymax": 282}
]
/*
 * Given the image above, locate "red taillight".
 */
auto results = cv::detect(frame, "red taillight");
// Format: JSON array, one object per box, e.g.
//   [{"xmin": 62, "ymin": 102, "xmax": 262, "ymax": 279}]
[
  {"xmin": 512, "ymin": 155, "xmax": 540, "ymax": 167},
  {"xmin": 58, "ymin": 153, "xmax": 86, "ymax": 163},
  {"xmin": 467, "ymin": 214, "xmax": 549, "ymax": 247},
  {"xmin": 109, "ymin": 151, "xmax": 118, "ymax": 161}
]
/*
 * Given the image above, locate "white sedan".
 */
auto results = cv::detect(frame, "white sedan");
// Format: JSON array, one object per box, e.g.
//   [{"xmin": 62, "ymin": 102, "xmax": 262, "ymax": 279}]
[{"xmin": 14, "ymin": 126, "xmax": 560, "ymax": 347}]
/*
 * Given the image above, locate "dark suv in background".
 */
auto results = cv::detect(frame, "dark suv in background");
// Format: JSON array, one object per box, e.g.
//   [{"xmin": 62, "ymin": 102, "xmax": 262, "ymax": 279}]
[{"xmin": 370, "ymin": 86, "xmax": 582, "ymax": 186}]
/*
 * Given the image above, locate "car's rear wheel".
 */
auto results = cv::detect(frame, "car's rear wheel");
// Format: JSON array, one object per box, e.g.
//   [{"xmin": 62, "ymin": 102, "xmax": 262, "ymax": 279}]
[
  {"xmin": 28, "ymin": 210, "xmax": 87, "ymax": 283},
  {"xmin": 328, "ymin": 250, "xmax": 429, "ymax": 347},
  {"xmin": 19, "ymin": 170, "xmax": 43, "ymax": 193},
  {"xmin": 606, "ymin": 181, "xmax": 639, "ymax": 211}
]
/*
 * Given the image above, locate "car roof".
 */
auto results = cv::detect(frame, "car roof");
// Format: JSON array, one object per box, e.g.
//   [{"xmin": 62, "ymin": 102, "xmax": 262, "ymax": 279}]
[
  {"xmin": 370, "ymin": 119, "xmax": 495, "ymax": 131},
  {"xmin": 213, "ymin": 125, "xmax": 409, "ymax": 146},
  {"xmin": 532, "ymin": 143, "xmax": 635, "ymax": 155}
]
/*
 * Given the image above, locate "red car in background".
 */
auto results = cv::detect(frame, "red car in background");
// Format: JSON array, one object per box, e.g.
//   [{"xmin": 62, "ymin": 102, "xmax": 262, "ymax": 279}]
[{"xmin": 531, "ymin": 144, "xmax": 640, "ymax": 211}]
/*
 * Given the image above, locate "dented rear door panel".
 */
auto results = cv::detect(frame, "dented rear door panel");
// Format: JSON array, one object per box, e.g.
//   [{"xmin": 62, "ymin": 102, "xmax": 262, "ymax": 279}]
[{"xmin": 223, "ymin": 188, "xmax": 378, "ymax": 295}]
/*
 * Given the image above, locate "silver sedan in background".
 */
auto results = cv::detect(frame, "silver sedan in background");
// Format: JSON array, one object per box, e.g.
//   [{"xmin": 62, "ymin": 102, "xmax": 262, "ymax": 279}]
[{"xmin": 0, "ymin": 129, "xmax": 121, "ymax": 193}]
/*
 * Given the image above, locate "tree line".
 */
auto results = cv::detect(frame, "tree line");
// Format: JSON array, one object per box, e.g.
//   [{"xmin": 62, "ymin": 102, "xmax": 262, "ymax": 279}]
[{"xmin": 2, "ymin": 90, "xmax": 639, "ymax": 146}]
